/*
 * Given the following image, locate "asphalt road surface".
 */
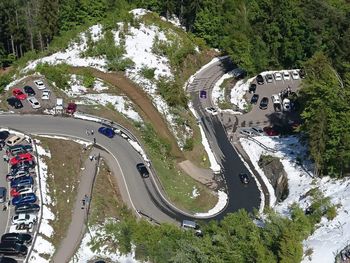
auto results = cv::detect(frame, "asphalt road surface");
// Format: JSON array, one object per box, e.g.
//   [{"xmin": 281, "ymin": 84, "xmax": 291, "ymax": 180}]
[{"xmin": 188, "ymin": 58, "xmax": 261, "ymax": 218}]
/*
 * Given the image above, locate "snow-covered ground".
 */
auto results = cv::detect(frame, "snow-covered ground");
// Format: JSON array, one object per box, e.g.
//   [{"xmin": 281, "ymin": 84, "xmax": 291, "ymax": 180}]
[
  {"xmin": 230, "ymin": 77, "xmax": 255, "ymax": 110},
  {"xmin": 240, "ymin": 135, "xmax": 350, "ymax": 263},
  {"xmin": 71, "ymin": 219, "xmax": 138, "ymax": 263},
  {"xmin": 195, "ymin": 190, "xmax": 228, "ymax": 217}
]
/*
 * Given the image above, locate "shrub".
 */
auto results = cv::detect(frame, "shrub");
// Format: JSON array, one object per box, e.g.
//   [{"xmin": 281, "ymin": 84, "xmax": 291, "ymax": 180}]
[
  {"xmin": 36, "ymin": 63, "xmax": 70, "ymax": 90},
  {"xmin": 183, "ymin": 138, "xmax": 194, "ymax": 151},
  {"xmin": 157, "ymin": 76, "xmax": 188, "ymax": 108},
  {"xmin": 140, "ymin": 66, "xmax": 156, "ymax": 80},
  {"xmin": 0, "ymin": 74, "xmax": 11, "ymax": 93},
  {"xmin": 81, "ymin": 69, "xmax": 95, "ymax": 88},
  {"xmin": 325, "ymin": 205, "xmax": 337, "ymax": 220}
]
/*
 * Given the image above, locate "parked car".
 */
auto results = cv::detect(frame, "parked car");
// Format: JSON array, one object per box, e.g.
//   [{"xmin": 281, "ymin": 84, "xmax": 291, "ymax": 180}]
[
  {"xmin": 5, "ymin": 135, "xmax": 25, "ymax": 147},
  {"xmin": 205, "ymin": 107, "xmax": 218, "ymax": 115},
  {"xmin": 182, "ymin": 220, "xmax": 203, "ymax": 236},
  {"xmin": 136, "ymin": 163, "xmax": 149, "ymax": 178},
  {"xmin": 0, "ymin": 187, "xmax": 6, "ymax": 203},
  {"xmin": 0, "ymin": 255, "xmax": 18, "ymax": 262},
  {"xmin": 6, "ymin": 171, "xmax": 31, "ymax": 182},
  {"xmin": 41, "ymin": 90, "xmax": 50, "ymax": 100},
  {"xmin": 15, "ymin": 204, "xmax": 40, "ymax": 214},
  {"xmin": 12, "ymin": 89, "xmax": 27, "ymax": 100},
  {"xmin": 271, "ymin": 94, "xmax": 281, "ymax": 105},
  {"xmin": 199, "ymin": 90, "xmax": 207, "ymax": 99},
  {"xmin": 251, "ymin": 126, "xmax": 264, "ymax": 136},
  {"xmin": 282, "ymin": 98, "xmax": 291, "ymax": 112},
  {"xmin": 0, "ymin": 242, "xmax": 27, "ymax": 256},
  {"xmin": 0, "ymin": 131, "xmax": 10, "ymax": 142},
  {"xmin": 10, "ymin": 177, "xmax": 34, "ymax": 189},
  {"xmin": 232, "ymin": 68, "xmax": 247, "ymax": 80},
  {"xmin": 11, "ymin": 160, "xmax": 36, "ymax": 171},
  {"xmin": 263, "ymin": 126, "xmax": 280, "ymax": 136},
  {"xmin": 23, "ymin": 86, "xmax": 35, "ymax": 96},
  {"xmin": 27, "ymin": 97, "xmax": 41, "ymax": 109},
  {"xmin": 250, "ymin": 94, "xmax": 259, "ymax": 104},
  {"xmin": 7, "ymin": 97, "xmax": 23, "ymax": 109},
  {"xmin": 259, "ymin": 97, "xmax": 269, "ymax": 110},
  {"xmin": 274, "ymin": 72, "xmax": 282, "ymax": 81},
  {"xmin": 249, "ymin": 83, "xmax": 256, "ymax": 93},
  {"xmin": 239, "ymin": 128, "xmax": 255, "ymax": 137},
  {"xmin": 291, "ymin": 70, "xmax": 300, "ymax": 80},
  {"xmin": 11, "ymin": 185, "xmax": 34, "ymax": 198},
  {"xmin": 9, "ymin": 145, "xmax": 33, "ymax": 156},
  {"xmin": 98, "ymin": 127, "xmax": 115, "ymax": 138},
  {"xmin": 256, "ymin": 74, "xmax": 264, "ymax": 85},
  {"xmin": 10, "ymin": 153, "xmax": 33, "ymax": 166},
  {"xmin": 12, "ymin": 213, "xmax": 37, "ymax": 226},
  {"xmin": 282, "ymin": 71, "xmax": 290, "ymax": 80},
  {"xmin": 11, "ymin": 193, "xmax": 37, "ymax": 206},
  {"xmin": 1, "ymin": 233, "xmax": 32, "ymax": 245},
  {"xmin": 239, "ymin": 173, "xmax": 250, "ymax": 184},
  {"xmin": 66, "ymin": 102, "xmax": 77, "ymax": 114},
  {"xmin": 265, "ymin": 74, "xmax": 273, "ymax": 83},
  {"xmin": 34, "ymin": 80, "xmax": 46, "ymax": 90}
]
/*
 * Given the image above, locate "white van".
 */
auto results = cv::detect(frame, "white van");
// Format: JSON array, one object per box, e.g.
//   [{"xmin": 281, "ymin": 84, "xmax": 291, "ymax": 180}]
[
  {"xmin": 182, "ymin": 220, "xmax": 203, "ymax": 236},
  {"xmin": 5, "ymin": 134, "xmax": 25, "ymax": 146}
]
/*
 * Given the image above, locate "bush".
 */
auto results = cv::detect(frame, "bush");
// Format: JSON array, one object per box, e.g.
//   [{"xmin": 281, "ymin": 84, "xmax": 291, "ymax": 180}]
[
  {"xmin": 326, "ymin": 205, "xmax": 337, "ymax": 220},
  {"xmin": 157, "ymin": 76, "xmax": 188, "ymax": 108},
  {"xmin": 183, "ymin": 138, "xmax": 194, "ymax": 151},
  {"xmin": 0, "ymin": 74, "xmax": 11, "ymax": 93},
  {"xmin": 140, "ymin": 66, "xmax": 156, "ymax": 80},
  {"xmin": 81, "ymin": 69, "xmax": 95, "ymax": 88},
  {"xmin": 36, "ymin": 63, "xmax": 70, "ymax": 90}
]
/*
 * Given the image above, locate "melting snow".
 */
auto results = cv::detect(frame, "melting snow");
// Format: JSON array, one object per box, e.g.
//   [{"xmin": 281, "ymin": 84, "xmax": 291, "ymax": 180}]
[
  {"xmin": 191, "ymin": 187, "xmax": 199, "ymax": 199},
  {"xmin": 195, "ymin": 191, "xmax": 228, "ymax": 217}
]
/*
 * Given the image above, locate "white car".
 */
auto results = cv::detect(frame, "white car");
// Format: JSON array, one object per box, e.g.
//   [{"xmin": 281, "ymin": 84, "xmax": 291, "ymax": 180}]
[
  {"xmin": 282, "ymin": 71, "xmax": 290, "ymax": 80},
  {"xmin": 274, "ymin": 72, "xmax": 282, "ymax": 81},
  {"xmin": 41, "ymin": 90, "xmax": 50, "ymax": 100},
  {"xmin": 271, "ymin": 94, "xmax": 281, "ymax": 105},
  {"xmin": 283, "ymin": 98, "xmax": 291, "ymax": 112},
  {"xmin": 12, "ymin": 213, "xmax": 37, "ymax": 226},
  {"xmin": 34, "ymin": 80, "xmax": 46, "ymax": 90},
  {"xmin": 205, "ymin": 107, "xmax": 218, "ymax": 116},
  {"xmin": 292, "ymin": 70, "xmax": 300, "ymax": 80},
  {"xmin": 27, "ymin": 97, "xmax": 41, "ymax": 109},
  {"xmin": 12, "ymin": 186, "xmax": 34, "ymax": 197}
]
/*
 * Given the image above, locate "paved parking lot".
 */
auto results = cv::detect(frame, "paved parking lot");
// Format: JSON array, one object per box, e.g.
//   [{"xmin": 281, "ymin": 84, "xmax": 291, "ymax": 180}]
[
  {"xmin": 5, "ymin": 77, "xmax": 57, "ymax": 113},
  {"xmin": 237, "ymin": 72, "xmax": 302, "ymax": 129}
]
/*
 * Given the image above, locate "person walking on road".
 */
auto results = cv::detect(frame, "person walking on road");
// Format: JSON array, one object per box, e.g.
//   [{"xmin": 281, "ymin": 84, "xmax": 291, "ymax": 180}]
[{"xmin": 91, "ymin": 129, "xmax": 94, "ymax": 135}]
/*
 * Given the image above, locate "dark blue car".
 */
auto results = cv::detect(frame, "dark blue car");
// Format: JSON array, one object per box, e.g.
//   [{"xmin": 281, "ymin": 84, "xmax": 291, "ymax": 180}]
[
  {"xmin": 199, "ymin": 90, "xmax": 207, "ymax": 99},
  {"xmin": 98, "ymin": 127, "xmax": 115, "ymax": 138},
  {"xmin": 12, "ymin": 193, "xmax": 36, "ymax": 206},
  {"xmin": 10, "ymin": 176, "xmax": 34, "ymax": 188}
]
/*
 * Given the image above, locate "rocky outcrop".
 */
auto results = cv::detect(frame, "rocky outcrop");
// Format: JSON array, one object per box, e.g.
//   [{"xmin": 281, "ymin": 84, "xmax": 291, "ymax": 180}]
[{"xmin": 258, "ymin": 155, "xmax": 289, "ymax": 202}]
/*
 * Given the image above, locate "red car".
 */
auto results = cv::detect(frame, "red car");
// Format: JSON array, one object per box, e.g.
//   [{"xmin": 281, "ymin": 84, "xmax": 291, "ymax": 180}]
[
  {"xmin": 12, "ymin": 88, "xmax": 27, "ymax": 100},
  {"xmin": 10, "ymin": 153, "xmax": 33, "ymax": 165},
  {"xmin": 66, "ymin": 102, "xmax": 77, "ymax": 114},
  {"xmin": 263, "ymin": 126, "xmax": 280, "ymax": 136}
]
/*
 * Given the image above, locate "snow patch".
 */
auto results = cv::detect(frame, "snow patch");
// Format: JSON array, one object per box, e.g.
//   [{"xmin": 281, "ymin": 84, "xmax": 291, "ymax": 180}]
[
  {"xmin": 230, "ymin": 77, "xmax": 255, "ymax": 110},
  {"xmin": 191, "ymin": 187, "xmax": 199, "ymax": 199},
  {"xmin": 195, "ymin": 191, "xmax": 228, "ymax": 217}
]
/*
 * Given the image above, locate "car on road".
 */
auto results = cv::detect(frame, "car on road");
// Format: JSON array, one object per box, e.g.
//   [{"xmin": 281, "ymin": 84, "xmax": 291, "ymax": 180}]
[
  {"xmin": 15, "ymin": 204, "xmax": 40, "ymax": 214},
  {"xmin": 282, "ymin": 71, "xmax": 290, "ymax": 80},
  {"xmin": 12, "ymin": 213, "xmax": 37, "ymax": 226},
  {"xmin": 0, "ymin": 242, "xmax": 27, "ymax": 256},
  {"xmin": 6, "ymin": 97, "xmax": 23, "ymax": 109},
  {"xmin": 239, "ymin": 173, "xmax": 250, "ymax": 184},
  {"xmin": 274, "ymin": 72, "xmax": 282, "ymax": 81},
  {"xmin": 23, "ymin": 86, "xmax": 35, "ymax": 96},
  {"xmin": 66, "ymin": 102, "xmax": 77, "ymax": 114},
  {"xmin": 9, "ymin": 144, "xmax": 33, "ymax": 156},
  {"xmin": 199, "ymin": 90, "xmax": 207, "ymax": 99},
  {"xmin": 15, "ymin": 203, "xmax": 40, "ymax": 215},
  {"xmin": 292, "ymin": 70, "xmax": 300, "ymax": 80},
  {"xmin": 27, "ymin": 97, "xmax": 41, "ymax": 109},
  {"xmin": 251, "ymin": 127, "xmax": 264, "ymax": 136},
  {"xmin": 34, "ymin": 80, "xmax": 46, "ymax": 90},
  {"xmin": 250, "ymin": 94, "xmax": 259, "ymax": 104},
  {"xmin": 136, "ymin": 163, "xmax": 149, "ymax": 178},
  {"xmin": 263, "ymin": 126, "xmax": 280, "ymax": 136},
  {"xmin": 259, "ymin": 97, "xmax": 269, "ymax": 110},
  {"xmin": 1, "ymin": 233, "xmax": 32, "ymax": 245},
  {"xmin": 239, "ymin": 128, "xmax": 255, "ymax": 137},
  {"xmin": 11, "ymin": 185, "xmax": 34, "ymax": 198},
  {"xmin": 265, "ymin": 74, "xmax": 273, "ymax": 83},
  {"xmin": 256, "ymin": 74, "xmax": 264, "ymax": 85},
  {"xmin": 205, "ymin": 107, "xmax": 218, "ymax": 115},
  {"xmin": 5, "ymin": 135, "xmax": 25, "ymax": 147},
  {"xmin": 10, "ymin": 177, "xmax": 34, "ymax": 189},
  {"xmin": 249, "ymin": 83, "xmax": 256, "ymax": 93},
  {"xmin": 98, "ymin": 127, "xmax": 115, "ymax": 138},
  {"xmin": 232, "ymin": 68, "xmax": 247, "ymax": 80},
  {"xmin": 10, "ymin": 153, "xmax": 33, "ymax": 165},
  {"xmin": 41, "ymin": 90, "xmax": 50, "ymax": 100},
  {"xmin": 12, "ymin": 193, "xmax": 37, "ymax": 206},
  {"xmin": 12, "ymin": 89, "xmax": 27, "ymax": 100}
]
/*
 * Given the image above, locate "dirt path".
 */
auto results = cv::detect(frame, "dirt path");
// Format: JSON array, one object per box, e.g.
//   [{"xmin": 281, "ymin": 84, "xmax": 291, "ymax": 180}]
[{"xmin": 70, "ymin": 67, "xmax": 183, "ymax": 160}]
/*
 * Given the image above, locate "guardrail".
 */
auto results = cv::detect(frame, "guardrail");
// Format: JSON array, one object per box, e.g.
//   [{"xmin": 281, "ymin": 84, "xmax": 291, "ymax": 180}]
[{"xmin": 245, "ymin": 136, "xmax": 277, "ymax": 153}]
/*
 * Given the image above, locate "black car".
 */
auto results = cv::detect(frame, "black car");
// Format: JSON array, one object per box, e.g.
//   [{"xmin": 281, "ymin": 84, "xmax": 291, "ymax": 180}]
[
  {"xmin": 239, "ymin": 173, "xmax": 250, "ymax": 184},
  {"xmin": 0, "ymin": 131, "xmax": 10, "ymax": 141},
  {"xmin": 6, "ymin": 98, "xmax": 23, "ymax": 109},
  {"xmin": 0, "ymin": 242, "xmax": 27, "ymax": 256},
  {"xmin": 0, "ymin": 256, "xmax": 18, "ymax": 263},
  {"xmin": 1, "ymin": 233, "xmax": 32, "ymax": 245},
  {"xmin": 136, "ymin": 163, "xmax": 149, "ymax": 178},
  {"xmin": 250, "ymin": 94, "xmax": 259, "ymax": 104},
  {"xmin": 299, "ymin": 68, "xmax": 306, "ymax": 78},
  {"xmin": 11, "ymin": 160, "xmax": 36, "ymax": 171},
  {"xmin": 23, "ymin": 86, "xmax": 35, "ymax": 96},
  {"xmin": 232, "ymin": 68, "xmax": 247, "ymax": 80},
  {"xmin": 259, "ymin": 97, "xmax": 269, "ymax": 109},
  {"xmin": 265, "ymin": 74, "xmax": 273, "ymax": 83},
  {"xmin": 256, "ymin": 74, "xmax": 264, "ymax": 85},
  {"xmin": 15, "ymin": 204, "xmax": 40, "ymax": 214},
  {"xmin": 249, "ymin": 83, "xmax": 256, "ymax": 93}
]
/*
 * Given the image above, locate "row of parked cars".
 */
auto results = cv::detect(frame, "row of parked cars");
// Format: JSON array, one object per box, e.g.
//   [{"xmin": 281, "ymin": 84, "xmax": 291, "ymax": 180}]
[
  {"xmin": 255, "ymin": 69, "xmax": 305, "ymax": 85},
  {"xmin": 0, "ymin": 131, "xmax": 40, "ymax": 259},
  {"xmin": 7, "ymin": 80, "xmax": 50, "ymax": 110}
]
